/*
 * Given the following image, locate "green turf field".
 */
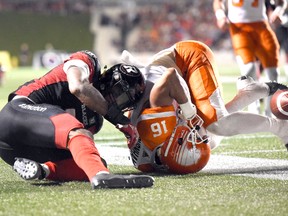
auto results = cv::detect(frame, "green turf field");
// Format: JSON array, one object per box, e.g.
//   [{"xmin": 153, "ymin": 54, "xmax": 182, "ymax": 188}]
[{"xmin": 0, "ymin": 67, "xmax": 287, "ymax": 216}]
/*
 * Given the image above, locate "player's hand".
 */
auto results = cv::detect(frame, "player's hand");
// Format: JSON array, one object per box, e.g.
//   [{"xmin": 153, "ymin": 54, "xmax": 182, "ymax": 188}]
[
  {"xmin": 269, "ymin": 15, "xmax": 282, "ymax": 26},
  {"xmin": 216, "ymin": 18, "xmax": 229, "ymax": 31},
  {"xmin": 116, "ymin": 124, "xmax": 139, "ymax": 149},
  {"xmin": 269, "ymin": 7, "xmax": 284, "ymax": 25},
  {"xmin": 215, "ymin": 9, "xmax": 229, "ymax": 31}
]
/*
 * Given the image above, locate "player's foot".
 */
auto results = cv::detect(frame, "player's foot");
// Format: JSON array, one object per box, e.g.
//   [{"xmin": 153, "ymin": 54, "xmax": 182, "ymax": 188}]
[
  {"xmin": 101, "ymin": 157, "xmax": 107, "ymax": 168},
  {"xmin": 266, "ymin": 81, "xmax": 288, "ymax": 96},
  {"xmin": 13, "ymin": 158, "xmax": 46, "ymax": 180},
  {"xmin": 91, "ymin": 173, "xmax": 154, "ymax": 189}
]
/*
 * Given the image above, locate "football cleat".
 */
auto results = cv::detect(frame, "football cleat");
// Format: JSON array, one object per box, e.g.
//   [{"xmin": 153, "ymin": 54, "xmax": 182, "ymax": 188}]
[
  {"xmin": 266, "ymin": 81, "xmax": 288, "ymax": 96},
  {"xmin": 101, "ymin": 157, "xmax": 108, "ymax": 168},
  {"xmin": 91, "ymin": 173, "xmax": 154, "ymax": 189},
  {"xmin": 13, "ymin": 158, "xmax": 46, "ymax": 180}
]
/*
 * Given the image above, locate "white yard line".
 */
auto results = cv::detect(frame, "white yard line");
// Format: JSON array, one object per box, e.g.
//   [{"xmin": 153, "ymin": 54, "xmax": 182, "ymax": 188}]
[
  {"xmin": 98, "ymin": 145, "xmax": 288, "ymax": 180},
  {"xmin": 220, "ymin": 149, "xmax": 286, "ymax": 155},
  {"xmin": 203, "ymin": 155, "xmax": 288, "ymax": 180}
]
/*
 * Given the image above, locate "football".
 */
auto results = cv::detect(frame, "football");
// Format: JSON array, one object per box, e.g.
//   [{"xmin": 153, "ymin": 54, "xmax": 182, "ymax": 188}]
[{"xmin": 270, "ymin": 89, "xmax": 288, "ymax": 119}]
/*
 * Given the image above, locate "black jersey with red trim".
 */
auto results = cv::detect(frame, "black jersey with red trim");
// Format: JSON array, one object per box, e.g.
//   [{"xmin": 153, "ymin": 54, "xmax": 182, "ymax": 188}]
[
  {"xmin": 7, "ymin": 51, "xmax": 103, "ymax": 133},
  {"xmin": 8, "ymin": 51, "xmax": 97, "ymax": 110}
]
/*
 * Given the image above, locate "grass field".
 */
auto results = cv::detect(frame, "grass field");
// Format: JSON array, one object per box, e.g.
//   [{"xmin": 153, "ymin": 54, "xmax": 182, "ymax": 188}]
[{"xmin": 0, "ymin": 67, "xmax": 287, "ymax": 216}]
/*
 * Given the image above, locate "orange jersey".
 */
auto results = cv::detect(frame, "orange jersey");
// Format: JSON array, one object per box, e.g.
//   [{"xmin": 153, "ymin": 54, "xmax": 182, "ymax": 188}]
[
  {"xmin": 227, "ymin": 0, "xmax": 267, "ymax": 23},
  {"xmin": 133, "ymin": 40, "xmax": 227, "ymax": 128},
  {"xmin": 132, "ymin": 104, "xmax": 210, "ymax": 174},
  {"xmin": 173, "ymin": 40, "xmax": 225, "ymax": 128},
  {"xmin": 229, "ymin": 21, "xmax": 280, "ymax": 67},
  {"xmin": 226, "ymin": 0, "xmax": 279, "ymax": 67},
  {"xmin": 137, "ymin": 105, "xmax": 177, "ymax": 151}
]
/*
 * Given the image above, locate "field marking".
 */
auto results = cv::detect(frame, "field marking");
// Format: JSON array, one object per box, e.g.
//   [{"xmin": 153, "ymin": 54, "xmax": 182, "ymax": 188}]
[
  {"xmin": 203, "ymin": 155, "xmax": 288, "ymax": 180},
  {"xmin": 97, "ymin": 146, "xmax": 288, "ymax": 181},
  {"xmin": 220, "ymin": 149, "xmax": 286, "ymax": 155},
  {"xmin": 95, "ymin": 133, "xmax": 278, "ymax": 145}
]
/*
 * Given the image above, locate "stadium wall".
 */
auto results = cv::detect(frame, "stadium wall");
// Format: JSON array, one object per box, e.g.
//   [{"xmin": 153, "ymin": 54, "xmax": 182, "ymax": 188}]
[{"xmin": 0, "ymin": 12, "xmax": 93, "ymax": 66}]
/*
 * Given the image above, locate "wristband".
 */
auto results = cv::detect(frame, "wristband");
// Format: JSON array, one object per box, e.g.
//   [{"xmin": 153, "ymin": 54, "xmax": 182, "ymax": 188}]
[{"xmin": 215, "ymin": 9, "xmax": 226, "ymax": 20}]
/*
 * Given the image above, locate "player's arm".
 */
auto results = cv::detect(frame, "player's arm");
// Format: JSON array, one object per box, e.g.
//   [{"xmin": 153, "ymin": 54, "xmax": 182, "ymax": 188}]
[
  {"xmin": 66, "ymin": 65, "xmax": 108, "ymax": 116},
  {"xmin": 150, "ymin": 67, "xmax": 196, "ymax": 120},
  {"xmin": 213, "ymin": 0, "xmax": 229, "ymax": 30},
  {"xmin": 269, "ymin": 0, "xmax": 287, "ymax": 24}
]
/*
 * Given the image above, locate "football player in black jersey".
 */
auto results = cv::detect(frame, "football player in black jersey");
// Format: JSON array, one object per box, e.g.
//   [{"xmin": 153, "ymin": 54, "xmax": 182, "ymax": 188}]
[{"xmin": 0, "ymin": 50, "xmax": 154, "ymax": 189}]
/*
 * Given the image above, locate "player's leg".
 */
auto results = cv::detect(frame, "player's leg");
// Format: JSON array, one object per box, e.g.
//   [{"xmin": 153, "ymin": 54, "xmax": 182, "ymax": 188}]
[
  {"xmin": 66, "ymin": 118, "xmax": 154, "ymax": 188},
  {"xmin": 255, "ymin": 22, "xmax": 280, "ymax": 116},
  {"xmin": 149, "ymin": 68, "xmax": 183, "ymax": 107},
  {"xmin": 13, "ymin": 157, "xmax": 97, "ymax": 181},
  {"xmin": 207, "ymin": 110, "xmax": 288, "ymax": 149},
  {"xmin": 225, "ymin": 75, "xmax": 288, "ymax": 113},
  {"xmin": 230, "ymin": 23, "xmax": 260, "ymax": 114},
  {"xmin": 149, "ymin": 67, "xmax": 196, "ymax": 119},
  {"xmin": 206, "ymin": 79, "xmax": 288, "ymax": 149},
  {"xmin": 275, "ymin": 26, "xmax": 288, "ymax": 82}
]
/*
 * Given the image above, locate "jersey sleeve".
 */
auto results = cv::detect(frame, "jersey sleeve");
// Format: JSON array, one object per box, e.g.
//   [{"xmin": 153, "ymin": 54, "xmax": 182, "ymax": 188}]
[
  {"xmin": 63, "ymin": 59, "xmax": 90, "ymax": 82},
  {"xmin": 63, "ymin": 51, "xmax": 96, "ymax": 83}
]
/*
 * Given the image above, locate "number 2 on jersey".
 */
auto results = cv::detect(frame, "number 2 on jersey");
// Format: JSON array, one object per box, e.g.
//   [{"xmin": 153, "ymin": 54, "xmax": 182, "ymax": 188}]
[
  {"xmin": 151, "ymin": 120, "xmax": 168, "ymax": 137},
  {"xmin": 232, "ymin": 0, "xmax": 259, "ymax": 7}
]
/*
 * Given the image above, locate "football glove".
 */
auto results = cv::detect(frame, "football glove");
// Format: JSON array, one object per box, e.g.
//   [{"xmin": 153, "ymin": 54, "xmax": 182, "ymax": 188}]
[{"xmin": 116, "ymin": 124, "xmax": 139, "ymax": 149}]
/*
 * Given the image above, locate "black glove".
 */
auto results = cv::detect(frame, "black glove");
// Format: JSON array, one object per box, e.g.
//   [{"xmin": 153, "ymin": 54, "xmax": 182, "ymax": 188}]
[{"xmin": 104, "ymin": 103, "xmax": 130, "ymax": 126}]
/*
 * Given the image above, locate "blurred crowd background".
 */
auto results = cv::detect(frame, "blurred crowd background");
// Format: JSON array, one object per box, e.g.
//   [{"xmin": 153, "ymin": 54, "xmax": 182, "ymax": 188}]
[{"xmin": 0, "ymin": 0, "xmax": 239, "ymax": 69}]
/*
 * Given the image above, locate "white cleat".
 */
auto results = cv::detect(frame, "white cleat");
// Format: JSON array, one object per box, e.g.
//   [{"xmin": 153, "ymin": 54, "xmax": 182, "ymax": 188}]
[{"xmin": 13, "ymin": 158, "xmax": 46, "ymax": 180}]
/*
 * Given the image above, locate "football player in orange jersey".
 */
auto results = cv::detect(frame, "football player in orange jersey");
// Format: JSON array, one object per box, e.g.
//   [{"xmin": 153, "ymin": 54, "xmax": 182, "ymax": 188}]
[
  {"xmin": 266, "ymin": 1, "xmax": 288, "ymax": 82},
  {"xmin": 213, "ymin": 0, "xmax": 287, "ymax": 116},
  {"xmin": 118, "ymin": 40, "xmax": 288, "ymax": 174},
  {"xmin": 117, "ymin": 65, "xmax": 211, "ymax": 174}
]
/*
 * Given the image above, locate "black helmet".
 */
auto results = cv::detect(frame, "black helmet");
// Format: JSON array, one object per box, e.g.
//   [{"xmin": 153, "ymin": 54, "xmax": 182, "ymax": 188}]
[{"xmin": 99, "ymin": 63, "xmax": 146, "ymax": 111}]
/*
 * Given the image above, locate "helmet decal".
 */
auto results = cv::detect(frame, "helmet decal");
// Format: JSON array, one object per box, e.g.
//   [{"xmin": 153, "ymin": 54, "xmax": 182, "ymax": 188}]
[
  {"xmin": 99, "ymin": 63, "xmax": 146, "ymax": 112},
  {"xmin": 120, "ymin": 64, "xmax": 140, "ymax": 77}
]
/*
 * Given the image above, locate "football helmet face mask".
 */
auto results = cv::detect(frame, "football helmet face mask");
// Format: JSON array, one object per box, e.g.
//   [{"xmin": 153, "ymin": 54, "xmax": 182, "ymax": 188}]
[{"xmin": 99, "ymin": 64, "xmax": 146, "ymax": 112}]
